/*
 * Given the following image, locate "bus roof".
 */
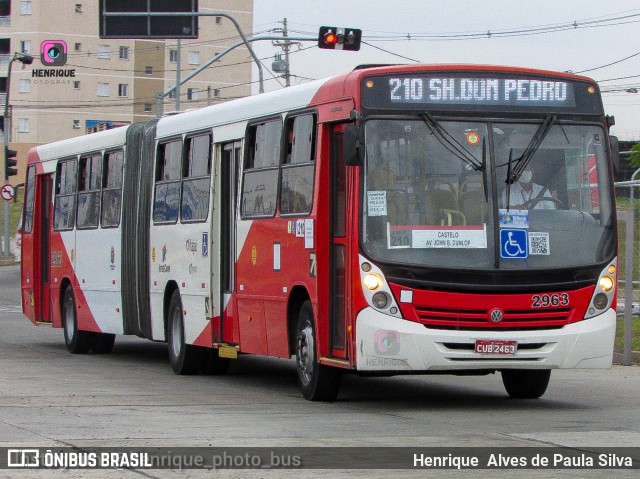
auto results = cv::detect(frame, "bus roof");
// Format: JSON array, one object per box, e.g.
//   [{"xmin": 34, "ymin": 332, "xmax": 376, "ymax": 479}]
[
  {"xmin": 32, "ymin": 124, "xmax": 130, "ymax": 162},
  {"xmin": 156, "ymin": 78, "xmax": 330, "ymax": 139}
]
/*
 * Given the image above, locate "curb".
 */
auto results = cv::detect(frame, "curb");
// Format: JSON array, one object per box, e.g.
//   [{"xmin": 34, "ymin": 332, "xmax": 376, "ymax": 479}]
[{"xmin": 613, "ymin": 351, "xmax": 640, "ymax": 365}]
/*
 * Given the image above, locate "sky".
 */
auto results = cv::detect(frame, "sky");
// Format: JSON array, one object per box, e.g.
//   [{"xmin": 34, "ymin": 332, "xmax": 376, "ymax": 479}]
[{"xmin": 251, "ymin": 0, "xmax": 640, "ymax": 140}]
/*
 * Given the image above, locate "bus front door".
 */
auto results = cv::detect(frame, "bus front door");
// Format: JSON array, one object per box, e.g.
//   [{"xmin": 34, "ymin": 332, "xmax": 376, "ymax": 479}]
[
  {"xmin": 217, "ymin": 141, "xmax": 242, "ymax": 345},
  {"xmin": 329, "ymin": 126, "xmax": 350, "ymax": 359}
]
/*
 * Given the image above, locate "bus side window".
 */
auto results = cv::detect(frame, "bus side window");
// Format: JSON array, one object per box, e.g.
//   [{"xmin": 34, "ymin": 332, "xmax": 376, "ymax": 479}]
[
  {"xmin": 23, "ymin": 165, "xmax": 36, "ymax": 234},
  {"xmin": 153, "ymin": 139, "xmax": 182, "ymax": 224},
  {"xmin": 76, "ymin": 153, "xmax": 102, "ymax": 229},
  {"xmin": 241, "ymin": 119, "xmax": 281, "ymax": 218},
  {"xmin": 101, "ymin": 150, "xmax": 124, "ymax": 228},
  {"xmin": 280, "ymin": 113, "xmax": 316, "ymax": 216},
  {"xmin": 181, "ymin": 133, "xmax": 212, "ymax": 222},
  {"xmin": 53, "ymin": 159, "xmax": 77, "ymax": 231}
]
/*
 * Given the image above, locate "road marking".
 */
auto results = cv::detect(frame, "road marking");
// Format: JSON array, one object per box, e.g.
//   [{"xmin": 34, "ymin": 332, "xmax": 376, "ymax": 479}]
[{"xmin": 0, "ymin": 304, "xmax": 22, "ymax": 313}]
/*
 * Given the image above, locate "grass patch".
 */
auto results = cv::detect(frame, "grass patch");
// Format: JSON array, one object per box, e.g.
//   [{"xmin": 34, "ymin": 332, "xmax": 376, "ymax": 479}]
[
  {"xmin": 615, "ymin": 316, "xmax": 640, "ymax": 352},
  {"xmin": 616, "ymin": 198, "xmax": 640, "ymax": 280},
  {"xmin": 10, "ymin": 197, "xmax": 23, "ymax": 232}
]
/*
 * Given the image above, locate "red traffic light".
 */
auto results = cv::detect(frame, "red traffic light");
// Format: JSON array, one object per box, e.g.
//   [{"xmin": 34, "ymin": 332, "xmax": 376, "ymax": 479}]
[
  {"xmin": 318, "ymin": 26, "xmax": 362, "ymax": 51},
  {"xmin": 324, "ymin": 32, "xmax": 338, "ymax": 45}
]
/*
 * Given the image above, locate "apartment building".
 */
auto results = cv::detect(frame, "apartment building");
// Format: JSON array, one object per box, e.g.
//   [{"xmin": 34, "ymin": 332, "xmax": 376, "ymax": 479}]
[{"xmin": 0, "ymin": 0, "xmax": 254, "ymax": 183}]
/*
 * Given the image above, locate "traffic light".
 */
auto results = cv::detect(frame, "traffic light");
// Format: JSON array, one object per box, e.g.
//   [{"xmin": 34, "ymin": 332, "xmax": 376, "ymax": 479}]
[
  {"xmin": 318, "ymin": 26, "xmax": 362, "ymax": 51},
  {"xmin": 4, "ymin": 148, "xmax": 18, "ymax": 179}
]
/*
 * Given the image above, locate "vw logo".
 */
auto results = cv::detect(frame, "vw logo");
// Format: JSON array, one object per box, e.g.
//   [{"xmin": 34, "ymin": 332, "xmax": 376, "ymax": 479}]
[{"xmin": 489, "ymin": 308, "xmax": 504, "ymax": 323}]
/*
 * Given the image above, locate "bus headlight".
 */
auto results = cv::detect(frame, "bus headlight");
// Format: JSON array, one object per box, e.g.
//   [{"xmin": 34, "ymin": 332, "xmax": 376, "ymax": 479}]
[
  {"xmin": 372, "ymin": 292, "xmax": 389, "ymax": 309},
  {"xmin": 599, "ymin": 275, "xmax": 614, "ymax": 292},
  {"xmin": 593, "ymin": 293, "xmax": 608, "ymax": 310},
  {"xmin": 585, "ymin": 260, "xmax": 617, "ymax": 319},
  {"xmin": 359, "ymin": 255, "xmax": 403, "ymax": 319},
  {"xmin": 363, "ymin": 273, "xmax": 384, "ymax": 291}
]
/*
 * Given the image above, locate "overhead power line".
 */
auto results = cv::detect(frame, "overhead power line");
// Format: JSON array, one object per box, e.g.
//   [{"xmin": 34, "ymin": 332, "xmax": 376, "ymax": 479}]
[
  {"xmin": 15, "ymin": 10, "xmax": 640, "ymax": 113},
  {"xmin": 575, "ymin": 50, "xmax": 640, "ymax": 74},
  {"xmin": 289, "ymin": 10, "xmax": 640, "ymax": 42},
  {"xmin": 361, "ymin": 41, "xmax": 420, "ymax": 63}
]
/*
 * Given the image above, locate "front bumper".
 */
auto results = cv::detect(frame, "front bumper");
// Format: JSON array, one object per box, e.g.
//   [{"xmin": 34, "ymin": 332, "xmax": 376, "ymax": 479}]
[{"xmin": 355, "ymin": 306, "xmax": 616, "ymax": 372}]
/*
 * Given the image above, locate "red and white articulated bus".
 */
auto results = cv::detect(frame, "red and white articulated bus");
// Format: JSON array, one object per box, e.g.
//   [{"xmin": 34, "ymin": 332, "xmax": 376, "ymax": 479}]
[{"xmin": 21, "ymin": 64, "xmax": 619, "ymax": 400}]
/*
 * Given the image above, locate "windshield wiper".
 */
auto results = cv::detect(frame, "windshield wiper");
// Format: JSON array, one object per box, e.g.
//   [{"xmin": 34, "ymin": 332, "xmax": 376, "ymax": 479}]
[
  {"xmin": 420, "ymin": 112, "xmax": 484, "ymax": 171},
  {"xmin": 506, "ymin": 114, "xmax": 557, "ymax": 185},
  {"xmin": 505, "ymin": 148, "xmax": 514, "ymax": 210},
  {"xmin": 482, "ymin": 138, "xmax": 488, "ymax": 202}
]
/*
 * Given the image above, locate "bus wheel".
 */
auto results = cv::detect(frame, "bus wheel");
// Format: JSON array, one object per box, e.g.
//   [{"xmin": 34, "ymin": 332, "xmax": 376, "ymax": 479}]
[
  {"xmin": 167, "ymin": 290, "xmax": 204, "ymax": 375},
  {"xmin": 62, "ymin": 287, "xmax": 92, "ymax": 354},
  {"xmin": 501, "ymin": 369, "xmax": 551, "ymax": 399},
  {"xmin": 295, "ymin": 301, "xmax": 341, "ymax": 401},
  {"xmin": 92, "ymin": 333, "xmax": 115, "ymax": 354}
]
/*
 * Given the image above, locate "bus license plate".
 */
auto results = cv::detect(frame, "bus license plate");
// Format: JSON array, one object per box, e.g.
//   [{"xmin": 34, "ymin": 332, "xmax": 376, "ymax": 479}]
[{"xmin": 474, "ymin": 340, "xmax": 517, "ymax": 355}]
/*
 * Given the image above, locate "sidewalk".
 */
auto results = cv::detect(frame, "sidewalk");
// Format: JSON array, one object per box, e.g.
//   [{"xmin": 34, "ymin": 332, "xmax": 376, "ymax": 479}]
[{"xmin": 0, "ymin": 255, "xmax": 18, "ymax": 266}]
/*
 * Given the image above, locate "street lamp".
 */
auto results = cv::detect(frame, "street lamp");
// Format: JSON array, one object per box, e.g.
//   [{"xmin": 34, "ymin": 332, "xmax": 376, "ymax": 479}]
[{"xmin": 2, "ymin": 52, "xmax": 34, "ymax": 257}]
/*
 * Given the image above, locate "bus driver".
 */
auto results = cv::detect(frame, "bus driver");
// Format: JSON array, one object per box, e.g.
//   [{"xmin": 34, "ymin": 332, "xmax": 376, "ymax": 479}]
[{"xmin": 502, "ymin": 167, "xmax": 556, "ymax": 210}]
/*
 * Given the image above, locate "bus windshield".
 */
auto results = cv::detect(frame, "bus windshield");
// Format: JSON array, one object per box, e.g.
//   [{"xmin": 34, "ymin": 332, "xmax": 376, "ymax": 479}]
[{"xmin": 361, "ymin": 118, "xmax": 615, "ymax": 270}]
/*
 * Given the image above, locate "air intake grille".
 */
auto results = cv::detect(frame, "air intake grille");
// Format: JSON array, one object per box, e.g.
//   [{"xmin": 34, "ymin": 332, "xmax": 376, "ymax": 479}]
[{"xmin": 414, "ymin": 305, "xmax": 572, "ymax": 330}]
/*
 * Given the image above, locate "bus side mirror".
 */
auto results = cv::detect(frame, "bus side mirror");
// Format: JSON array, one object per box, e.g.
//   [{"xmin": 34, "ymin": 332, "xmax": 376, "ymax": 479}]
[
  {"xmin": 344, "ymin": 124, "xmax": 363, "ymax": 166},
  {"xmin": 610, "ymin": 135, "xmax": 620, "ymax": 175}
]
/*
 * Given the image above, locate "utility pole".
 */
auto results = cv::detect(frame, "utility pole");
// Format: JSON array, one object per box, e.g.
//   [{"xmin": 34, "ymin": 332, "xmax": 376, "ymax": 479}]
[
  {"xmin": 272, "ymin": 18, "xmax": 298, "ymax": 87},
  {"xmin": 282, "ymin": 18, "xmax": 291, "ymax": 87},
  {"xmin": 3, "ymin": 53, "xmax": 34, "ymax": 257}
]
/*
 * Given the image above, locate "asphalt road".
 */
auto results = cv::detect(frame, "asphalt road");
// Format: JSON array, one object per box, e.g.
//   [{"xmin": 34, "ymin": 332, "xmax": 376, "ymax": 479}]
[{"xmin": 0, "ymin": 263, "xmax": 639, "ymax": 478}]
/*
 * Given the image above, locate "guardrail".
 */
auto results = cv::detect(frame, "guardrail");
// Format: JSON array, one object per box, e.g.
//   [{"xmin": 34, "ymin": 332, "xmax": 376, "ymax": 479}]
[{"xmin": 615, "ymin": 173, "xmax": 640, "ymax": 365}]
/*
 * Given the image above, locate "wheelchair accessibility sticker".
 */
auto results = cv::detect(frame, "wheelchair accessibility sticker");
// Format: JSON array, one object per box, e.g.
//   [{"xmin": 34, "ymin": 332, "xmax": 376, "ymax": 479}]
[{"xmin": 500, "ymin": 229, "xmax": 528, "ymax": 259}]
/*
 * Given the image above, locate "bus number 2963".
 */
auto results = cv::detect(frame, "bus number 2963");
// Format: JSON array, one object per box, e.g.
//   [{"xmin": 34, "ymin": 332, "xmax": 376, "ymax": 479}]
[{"xmin": 531, "ymin": 293, "xmax": 569, "ymax": 308}]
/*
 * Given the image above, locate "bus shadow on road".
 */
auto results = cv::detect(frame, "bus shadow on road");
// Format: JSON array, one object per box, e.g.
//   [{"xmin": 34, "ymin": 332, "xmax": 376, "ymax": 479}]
[
  {"xmin": 336, "ymin": 373, "xmax": 578, "ymax": 409},
  {"xmin": 54, "ymin": 339, "xmax": 578, "ymax": 408}
]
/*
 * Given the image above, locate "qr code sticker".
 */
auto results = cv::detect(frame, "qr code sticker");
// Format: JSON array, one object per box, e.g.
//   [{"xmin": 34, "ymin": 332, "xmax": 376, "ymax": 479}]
[{"xmin": 529, "ymin": 232, "xmax": 550, "ymax": 255}]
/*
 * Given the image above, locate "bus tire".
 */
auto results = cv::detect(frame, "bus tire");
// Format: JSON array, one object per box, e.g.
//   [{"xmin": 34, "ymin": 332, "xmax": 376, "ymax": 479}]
[
  {"xmin": 501, "ymin": 369, "xmax": 551, "ymax": 399},
  {"xmin": 92, "ymin": 333, "xmax": 115, "ymax": 354},
  {"xmin": 295, "ymin": 300, "xmax": 342, "ymax": 401},
  {"xmin": 62, "ymin": 287, "xmax": 93, "ymax": 354},
  {"xmin": 167, "ymin": 290, "xmax": 204, "ymax": 375}
]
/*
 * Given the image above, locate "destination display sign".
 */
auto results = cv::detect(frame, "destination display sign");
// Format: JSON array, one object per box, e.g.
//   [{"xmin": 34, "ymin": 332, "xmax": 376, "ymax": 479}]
[{"xmin": 361, "ymin": 73, "xmax": 603, "ymax": 114}]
